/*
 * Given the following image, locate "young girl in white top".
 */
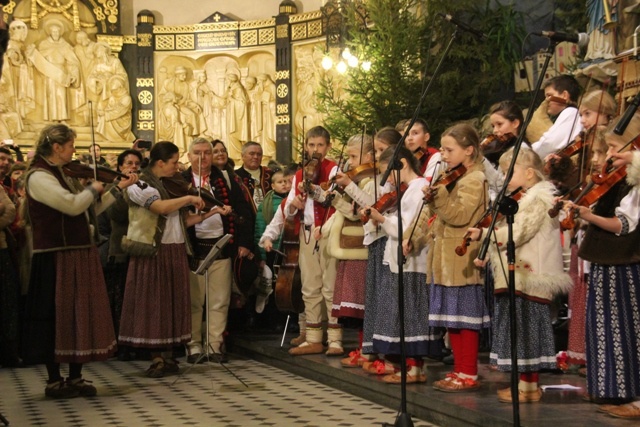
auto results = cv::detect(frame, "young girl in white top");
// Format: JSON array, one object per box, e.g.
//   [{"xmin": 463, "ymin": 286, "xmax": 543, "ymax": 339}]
[
  {"xmin": 469, "ymin": 147, "xmax": 572, "ymax": 403},
  {"xmin": 361, "ymin": 145, "xmax": 435, "ymax": 384}
]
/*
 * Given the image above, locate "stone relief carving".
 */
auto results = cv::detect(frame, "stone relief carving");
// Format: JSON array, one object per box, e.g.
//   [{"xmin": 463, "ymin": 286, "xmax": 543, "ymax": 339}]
[
  {"xmin": 156, "ymin": 54, "xmax": 276, "ymax": 162},
  {"xmin": 0, "ymin": 13, "xmax": 134, "ymax": 145}
]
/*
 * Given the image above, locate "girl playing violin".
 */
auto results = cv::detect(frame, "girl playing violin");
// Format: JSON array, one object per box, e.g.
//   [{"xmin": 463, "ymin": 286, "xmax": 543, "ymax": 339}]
[
  {"xmin": 467, "ymin": 147, "xmax": 572, "ymax": 403},
  {"xmin": 546, "ymin": 90, "xmax": 616, "ymax": 195},
  {"xmin": 406, "ymin": 123, "xmax": 489, "ymax": 392},
  {"xmin": 358, "ymin": 145, "xmax": 436, "ymax": 384},
  {"xmin": 561, "ymin": 114, "xmax": 640, "ymax": 419},
  {"xmin": 353, "ymin": 128, "xmax": 401, "ymax": 370},
  {"xmin": 318, "ymin": 133, "xmax": 374, "ymax": 362},
  {"xmin": 484, "ymin": 101, "xmax": 528, "ymax": 201}
]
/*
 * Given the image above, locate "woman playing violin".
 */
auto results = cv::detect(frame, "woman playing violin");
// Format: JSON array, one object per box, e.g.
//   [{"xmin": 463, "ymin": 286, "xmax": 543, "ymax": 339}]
[
  {"xmin": 104, "ymin": 149, "xmax": 144, "ymax": 361},
  {"xmin": 119, "ymin": 141, "xmax": 222, "ymax": 378},
  {"xmin": 562, "ymin": 115, "xmax": 640, "ymax": 418},
  {"xmin": 406, "ymin": 123, "xmax": 489, "ymax": 392},
  {"xmin": 22, "ymin": 124, "xmax": 139, "ymax": 399},
  {"xmin": 358, "ymin": 145, "xmax": 437, "ymax": 384},
  {"xmin": 467, "ymin": 147, "xmax": 571, "ymax": 403}
]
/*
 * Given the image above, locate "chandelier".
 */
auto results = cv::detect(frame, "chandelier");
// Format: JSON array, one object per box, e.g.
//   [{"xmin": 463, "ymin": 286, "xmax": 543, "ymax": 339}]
[{"xmin": 320, "ymin": 0, "xmax": 371, "ymax": 73}]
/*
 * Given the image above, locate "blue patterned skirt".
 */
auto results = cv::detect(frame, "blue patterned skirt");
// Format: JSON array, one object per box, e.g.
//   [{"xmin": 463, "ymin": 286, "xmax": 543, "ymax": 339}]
[
  {"xmin": 362, "ymin": 237, "xmax": 386, "ymax": 354},
  {"xmin": 490, "ymin": 295, "xmax": 556, "ymax": 372},
  {"xmin": 429, "ymin": 283, "xmax": 490, "ymax": 330},
  {"xmin": 371, "ymin": 267, "xmax": 440, "ymax": 357},
  {"xmin": 586, "ymin": 263, "xmax": 640, "ymax": 399}
]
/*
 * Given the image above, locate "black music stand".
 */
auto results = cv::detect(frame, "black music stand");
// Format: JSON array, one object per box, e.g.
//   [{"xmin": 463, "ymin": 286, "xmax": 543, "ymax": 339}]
[{"xmin": 172, "ymin": 235, "xmax": 247, "ymax": 387}]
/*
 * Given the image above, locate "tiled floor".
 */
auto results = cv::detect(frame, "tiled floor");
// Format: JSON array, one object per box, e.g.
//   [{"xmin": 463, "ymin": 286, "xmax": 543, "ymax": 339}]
[{"xmin": 0, "ymin": 356, "xmax": 438, "ymax": 426}]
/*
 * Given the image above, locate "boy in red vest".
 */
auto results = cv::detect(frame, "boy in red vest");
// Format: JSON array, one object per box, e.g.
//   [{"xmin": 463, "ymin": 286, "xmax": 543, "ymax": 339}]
[{"xmin": 284, "ymin": 126, "xmax": 342, "ymax": 356}]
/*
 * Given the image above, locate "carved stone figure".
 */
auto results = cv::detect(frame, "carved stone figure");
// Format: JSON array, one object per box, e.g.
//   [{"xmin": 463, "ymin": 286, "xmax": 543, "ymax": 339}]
[
  {"xmin": 96, "ymin": 75, "xmax": 135, "ymax": 144},
  {"xmin": 88, "ymin": 43, "xmax": 128, "ymax": 103},
  {"xmin": 190, "ymin": 71, "xmax": 215, "ymax": 138},
  {"xmin": 294, "ymin": 46, "xmax": 323, "ymax": 136},
  {"xmin": 158, "ymin": 91, "xmax": 188, "ymax": 152},
  {"xmin": 223, "ymin": 72, "xmax": 249, "ymax": 161},
  {"xmin": 4, "ymin": 19, "xmax": 34, "ymax": 119},
  {"xmin": 257, "ymin": 73, "xmax": 276, "ymax": 159},
  {"xmin": 159, "ymin": 66, "xmax": 202, "ymax": 149},
  {"xmin": 245, "ymin": 76, "xmax": 262, "ymax": 143},
  {"xmin": 27, "ymin": 19, "xmax": 84, "ymax": 122}
]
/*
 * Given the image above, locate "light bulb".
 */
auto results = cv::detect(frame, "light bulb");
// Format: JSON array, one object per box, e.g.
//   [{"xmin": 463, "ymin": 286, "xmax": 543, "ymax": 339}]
[
  {"xmin": 361, "ymin": 61, "xmax": 372, "ymax": 71},
  {"xmin": 347, "ymin": 55, "xmax": 359, "ymax": 67},
  {"xmin": 336, "ymin": 60, "xmax": 348, "ymax": 74},
  {"xmin": 342, "ymin": 48, "xmax": 351, "ymax": 60},
  {"xmin": 321, "ymin": 55, "xmax": 334, "ymax": 70}
]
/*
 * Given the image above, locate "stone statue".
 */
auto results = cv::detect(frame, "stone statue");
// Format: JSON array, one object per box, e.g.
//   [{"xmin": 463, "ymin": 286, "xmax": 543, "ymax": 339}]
[
  {"xmin": 245, "ymin": 76, "xmax": 262, "ymax": 143},
  {"xmin": 27, "ymin": 19, "xmax": 84, "ymax": 122},
  {"xmin": 87, "ymin": 42, "xmax": 128, "ymax": 103},
  {"xmin": 0, "ymin": 73, "xmax": 23, "ymax": 139},
  {"xmin": 158, "ymin": 91, "xmax": 188, "ymax": 152},
  {"xmin": 159, "ymin": 66, "xmax": 202, "ymax": 150},
  {"xmin": 257, "ymin": 73, "xmax": 276, "ymax": 159},
  {"xmin": 4, "ymin": 20, "xmax": 34, "ymax": 120},
  {"xmin": 190, "ymin": 71, "xmax": 216, "ymax": 139},
  {"xmin": 96, "ymin": 75, "xmax": 135, "ymax": 144},
  {"xmin": 223, "ymin": 72, "xmax": 249, "ymax": 161},
  {"xmin": 294, "ymin": 47, "xmax": 323, "ymax": 136},
  {"xmin": 74, "ymin": 31, "xmax": 96, "ymax": 82}
]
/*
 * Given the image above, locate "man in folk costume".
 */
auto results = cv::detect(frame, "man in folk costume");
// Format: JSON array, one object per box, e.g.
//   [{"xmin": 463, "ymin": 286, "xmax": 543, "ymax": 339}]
[
  {"xmin": 284, "ymin": 126, "xmax": 342, "ymax": 356},
  {"xmin": 235, "ymin": 141, "xmax": 272, "ymax": 210},
  {"xmin": 182, "ymin": 138, "xmax": 254, "ymax": 363}
]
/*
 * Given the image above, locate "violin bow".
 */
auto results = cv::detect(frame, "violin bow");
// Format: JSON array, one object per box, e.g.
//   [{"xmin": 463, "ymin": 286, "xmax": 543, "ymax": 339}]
[
  {"xmin": 88, "ymin": 101, "xmax": 98, "ymax": 185},
  {"xmin": 198, "ymin": 152, "xmax": 203, "ymax": 214},
  {"xmin": 404, "ymin": 160, "xmax": 442, "ymax": 254},
  {"xmin": 372, "ymin": 130, "xmax": 378, "ymax": 233}
]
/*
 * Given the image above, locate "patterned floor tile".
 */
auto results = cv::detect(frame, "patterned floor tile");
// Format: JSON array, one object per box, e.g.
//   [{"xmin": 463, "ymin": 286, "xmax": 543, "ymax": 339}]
[{"xmin": 0, "ymin": 356, "xmax": 437, "ymax": 426}]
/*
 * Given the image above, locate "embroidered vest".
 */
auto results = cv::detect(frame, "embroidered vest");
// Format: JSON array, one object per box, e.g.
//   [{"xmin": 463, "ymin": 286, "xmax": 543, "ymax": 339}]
[{"xmin": 26, "ymin": 158, "xmax": 94, "ymax": 252}]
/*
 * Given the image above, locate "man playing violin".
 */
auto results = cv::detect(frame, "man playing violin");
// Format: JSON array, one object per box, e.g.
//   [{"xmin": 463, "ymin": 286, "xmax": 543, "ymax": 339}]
[
  {"xmin": 182, "ymin": 137, "xmax": 250, "ymax": 364},
  {"xmin": 531, "ymin": 75, "xmax": 583, "ymax": 160},
  {"xmin": 403, "ymin": 118, "xmax": 442, "ymax": 182},
  {"xmin": 285, "ymin": 126, "xmax": 340, "ymax": 356}
]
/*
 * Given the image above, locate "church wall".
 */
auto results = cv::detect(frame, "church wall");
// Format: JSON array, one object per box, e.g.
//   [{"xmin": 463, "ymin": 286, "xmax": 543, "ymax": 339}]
[{"xmin": 121, "ymin": 1, "xmax": 324, "ymax": 34}]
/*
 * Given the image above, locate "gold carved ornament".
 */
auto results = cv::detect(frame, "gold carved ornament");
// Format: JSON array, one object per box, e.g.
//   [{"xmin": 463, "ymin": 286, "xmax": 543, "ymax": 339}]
[
  {"xmin": 138, "ymin": 90, "xmax": 153, "ymax": 105},
  {"xmin": 276, "ymin": 84, "xmax": 288, "ymax": 98}
]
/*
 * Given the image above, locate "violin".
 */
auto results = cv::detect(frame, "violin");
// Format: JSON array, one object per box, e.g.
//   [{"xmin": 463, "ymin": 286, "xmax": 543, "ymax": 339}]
[
  {"xmin": 455, "ymin": 187, "xmax": 525, "ymax": 256},
  {"xmin": 480, "ymin": 133, "xmax": 515, "ymax": 155},
  {"xmin": 547, "ymin": 95, "xmax": 575, "ymax": 106},
  {"xmin": 558, "ymin": 166, "xmax": 627, "ymax": 231},
  {"xmin": 161, "ymin": 172, "xmax": 227, "ymax": 213},
  {"xmin": 62, "ymin": 161, "xmax": 147, "ymax": 189},
  {"xmin": 360, "ymin": 183, "xmax": 408, "ymax": 223},
  {"xmin": 321, "ymin": 162, "xmax": 377, "ymax": 196},
  {"xmin": 423, "ymin": 164, "xmax": 467, "ymax": 204}
]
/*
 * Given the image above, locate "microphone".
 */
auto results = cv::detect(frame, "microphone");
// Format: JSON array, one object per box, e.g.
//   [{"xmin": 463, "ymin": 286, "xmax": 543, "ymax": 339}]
[
  {"xmin": 614, "ymin": 92, "xmax": 640, "ymax": 135},
  {"xmin": 533, "ymin": 31, "xmax": 589, "ymax": 49},
  {"xmin": 438, "ymin": 13, "xmax": 486, "ymax": 41}
]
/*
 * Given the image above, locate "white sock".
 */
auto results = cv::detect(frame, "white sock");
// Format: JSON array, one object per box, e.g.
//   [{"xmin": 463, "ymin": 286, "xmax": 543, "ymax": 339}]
[{"xmin": 457, "ymin": 372, "xmax": 478, "ymax": 381}]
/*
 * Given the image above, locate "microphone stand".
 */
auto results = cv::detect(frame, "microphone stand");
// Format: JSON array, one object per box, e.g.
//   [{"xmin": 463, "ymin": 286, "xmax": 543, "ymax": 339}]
[
  {"xmin": 476, "ymin": 39, "xmax": 560, "ymax": 427},
  {"xmin": 380, "ymin": 28, "xmax": 460, "ymax": 427}
]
